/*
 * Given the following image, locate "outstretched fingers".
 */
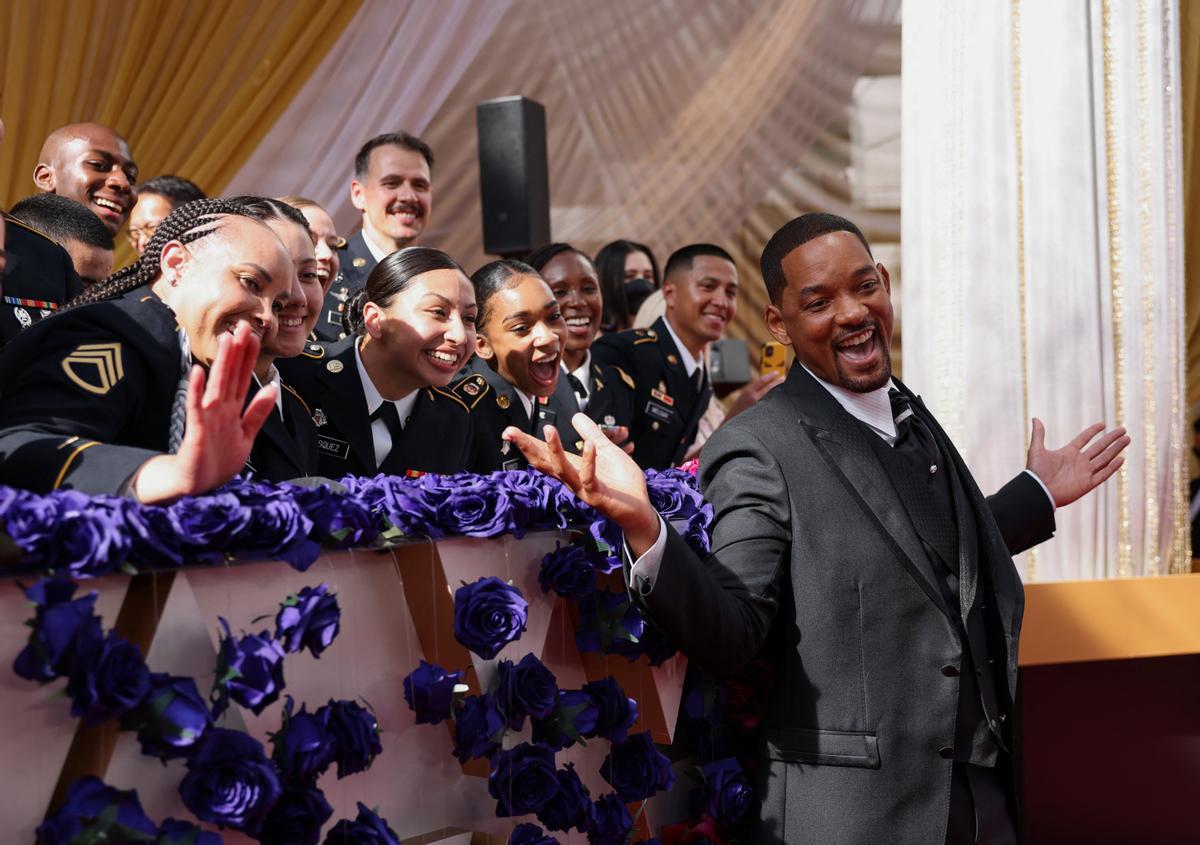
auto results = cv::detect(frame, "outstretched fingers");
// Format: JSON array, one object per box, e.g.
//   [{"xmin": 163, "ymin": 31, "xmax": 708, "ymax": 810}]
[
  {"xmin": 1082, "ymin": 426, "xmax": 1129, "ymax": 462},
  {"xmin": 1069, "ymin": 422, "xmax": 1108, "ymax": 451}
]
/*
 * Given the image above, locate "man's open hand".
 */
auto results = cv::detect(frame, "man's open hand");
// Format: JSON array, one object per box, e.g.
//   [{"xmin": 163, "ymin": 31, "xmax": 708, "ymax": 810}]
[{"xmin": 1026, "ymin": 418, "xmax": 1130, "ymax": 508}]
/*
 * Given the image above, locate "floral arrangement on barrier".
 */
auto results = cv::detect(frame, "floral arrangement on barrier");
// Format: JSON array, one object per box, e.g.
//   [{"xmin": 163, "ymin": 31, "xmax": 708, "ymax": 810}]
[{"xmin": 4, "ymin": 465, "xmax": 764, "ymax": 842}]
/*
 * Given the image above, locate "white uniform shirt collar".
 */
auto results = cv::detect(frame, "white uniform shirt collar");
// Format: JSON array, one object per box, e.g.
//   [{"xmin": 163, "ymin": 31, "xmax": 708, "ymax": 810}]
[
  {"xmin": 801, "ymin": 363, "xmax": 897, "ymax": 445},
  {"xmin": 254, "ymin": 364, "xmax": 285, "ymax": 420},
  {"xmin": 565, "ymin": 351, "xmax": 593, "ymax": 408},
  {"xmin": 661, "ymin": 315, "xmax": 703, "ymax": 377},
  {"xmin": 361, "ymin": 227, "xmax": 394, "ymax": 264}
]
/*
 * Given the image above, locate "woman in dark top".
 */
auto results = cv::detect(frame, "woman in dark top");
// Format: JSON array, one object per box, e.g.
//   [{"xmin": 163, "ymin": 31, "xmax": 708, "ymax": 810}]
[{"xmin": 278, "ymin": 247, "xmax": 483, "ymax": 480}]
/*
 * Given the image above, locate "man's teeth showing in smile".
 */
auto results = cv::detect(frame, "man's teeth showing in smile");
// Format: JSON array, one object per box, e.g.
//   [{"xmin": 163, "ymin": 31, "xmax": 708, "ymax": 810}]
[
  {"xmin": 836, "ymin": 327, "xmax": 876, "ymax": 361},
  {"xmin": 93, "ymin": 197, "xmax": 123, "ymax": 213}
]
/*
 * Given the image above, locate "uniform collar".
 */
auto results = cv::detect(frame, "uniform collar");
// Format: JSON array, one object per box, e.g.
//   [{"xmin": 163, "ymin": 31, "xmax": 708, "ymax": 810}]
[
  {"xmin": 361, "ymin": 227, "xmax": 394, "ymax": 264},
  {"xmin": 254, "ymin": 364, "xmax": 285, "ymax": 420},
  {"xmin": 661, "ymin": 315, "xmax": 704, "ymax": 377},
  {"xmin": 354, "ymin": 339, "xmax": 419, "ymax": 425}
]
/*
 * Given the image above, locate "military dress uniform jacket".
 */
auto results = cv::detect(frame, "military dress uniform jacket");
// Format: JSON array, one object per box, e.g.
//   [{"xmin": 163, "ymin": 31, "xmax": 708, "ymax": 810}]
[
  {"xmin": 244, "ymin": 378, "xmax": 319, "ymax": 482},
  {"xmin": 589, "ymin": 316, "xmax": 713, "ymax": 470},
  {"xmin": 276, "ymin": 336, "xmax": 482, "ymax": 479},
  {"xmin": 313, "ymin": 231, "xmax": 377, "ymax": 342},
  {"xmin": 463, "ymin": 356, "xmax": 582, "ymax": 474},
  {"xmin": 0, "ymin": 214, "xmax": 83, "ymax": 347},
  {"xmin": 0, "ymin": 290, "xmax": 183, "ymax": 494}
]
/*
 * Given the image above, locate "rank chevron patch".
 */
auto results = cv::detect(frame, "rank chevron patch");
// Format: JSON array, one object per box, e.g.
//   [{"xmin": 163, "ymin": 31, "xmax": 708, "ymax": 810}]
[{"xmin": 61, "ymin": 343, "xmax": 124, "ymax": 395}]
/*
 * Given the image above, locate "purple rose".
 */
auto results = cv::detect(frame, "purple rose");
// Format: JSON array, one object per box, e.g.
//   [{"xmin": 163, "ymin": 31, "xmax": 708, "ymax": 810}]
[
  {"xmin": 583, "ymin": 677, "xmax": 639, "ymax": 744},
  {"xmin": 702, "ymin": 757, "xmax": 754, "ymax": 827},
  {"xmin": 538, "ymin": 542, "xmax": 599, "ymax": 599},
  {"xmin": 67, "ymin": 630, "xmax": 151, "ymax": 724},
  {"xmin": 53, "ymin": 493, "xmax": 133, "ymax": 577},
  {"xmin": 36, "ymin": 776, "xmax": 157, "ymax": 845},
  {"xmin": 275, "ymin": 583, "xmax": 340, "ymax": 658},
  {"xmin": 587, "ymin": 518, "xmax": 624, "ymax": 573},
  {"xmin": 681, "ymin": 515, "xmax": 712, "ymax": 556},
  {"xmin": 536, "ymin": 762, "xmax": 592, "ymax": 833},
  {"xmin": 2, "ymin": 492, "xmax": 61, "ymax": 566},
  {"xmin": 587, "ymin": 793, "xmax": 634, "ymax": 845},
  {"xmin": 637, "ymin": 620, "xmax": 679, "ymax": 667},
  {"xmin": 258, "ymin": 786, "xmax": 333, "ymax": 845},
  {"xmin": 600, "ymin": 731, "xmax": 675, "ymax": 802},
  {"xmin": 179, "ymin": 728, "xmax": 281, "ymax": 833},
  {"xmin": 645, "ymin": 469, "xmax": 711, "ymax": 523},
  {"xmin": 289, "ymin": 482, "xmax": 378, "ymax": 548},
  {"xmin": 120, "ymin": 673, "xmax": 212, "ymax": 760},
  {"xmin": 497, "ymin": 469, "xmax": 566, "ymax": 534},
  {"xmin": 488, "ymin": 742, "xmax": 560, "ymax": 817},
  {"xmin": 318, "ymin": 698, "xmax": 382, "ymax": 778},
  {"xmin": 495, "ymin": 653, "xmax": 558, "ymax": 729},
  {"xmin": 271, "ymin": 699, "xmax": 334, "ymax": 785},
  {"xmin": 170, "ymin": 492, "xmax": 254, "ymax": 560},
  {"xmin": 436, "ymin": 477, "xmax": 513, "ymax": 537},
  {"xmin": 156, "ymin": 818, "xmax": 223, "ymax": 845},
  {"xmin": 212, "ymin": 619, "xmax": 286, "ymax": 717},
  {"xmin": 531, "ymin": 689, "xmax": 599, "ymax": 751},
  {"xmin": 13, "ymin": 577, "xmax": 101, "ymax": 682},
  {"xmin": 510, "ymin": 823, "xmax": 560, "ymax": 845},
  {"xmin": 124, "ymin": 504, "xmax": 185, "ymax": 569},
  {"xmin": 403, "ymin": 660, "xmax": 464, "ymax": 725},
  {"xmin": 241, "ymin": 496, "xmax": 319, "ymax": 571},
  {"xmin": 453, "ymin": 576, "xmax": 528, "ymax": 659},
  {"xmin": 575, "ymin": 589, "xmax": 645, "ymax": 658},
  {"xmin": 452, "ymin": 693, "xmax": 505, "ymax": 763},
  {"xmin": 349, "ymin": 475, "xmax": 440, "ymax": 539},
  {"xmin": 323, "ymin": 801, "xmax": 401, "ymax": 845}
]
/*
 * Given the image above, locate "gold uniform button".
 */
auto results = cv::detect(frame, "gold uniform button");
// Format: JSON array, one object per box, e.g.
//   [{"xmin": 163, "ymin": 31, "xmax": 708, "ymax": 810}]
[
  {"xmin": 667, "ymin": 354, "xmax": 679, "ymax": 365},
  {"xmin": 497, "ymin": 394, "xmax": 511, "ymax": 409},
  {"xmin": 652, "ymin": 421, "xmax": 660, "ymax": 431},
  {"xmin": 353, "ymin": 257, "xmax": 367, "ymax": 268},
  {"xmin": 326, "ymin": 360, "xmax": 344, "ymax": 373}
]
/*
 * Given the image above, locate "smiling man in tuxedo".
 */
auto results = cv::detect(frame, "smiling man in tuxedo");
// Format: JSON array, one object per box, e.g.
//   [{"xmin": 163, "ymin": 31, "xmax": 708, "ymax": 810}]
[{"xmin": 506, "ymin": 213, "xmax": 1129, "ymax": 844}]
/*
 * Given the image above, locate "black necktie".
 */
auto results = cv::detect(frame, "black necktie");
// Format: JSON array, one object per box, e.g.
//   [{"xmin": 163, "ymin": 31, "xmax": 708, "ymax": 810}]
[
  {"xmin": 692, "ymin": 366, "xmax": 707, "ymax": 396},
  {"xmin": 371, "ymin": 401, "xmax": 403, "ymax": 464},
  {"xmin": 566, "ymin": 372, "xmax": 587, "ymax": 401},
  {"xmin": 889, "ymin": 388, "xmax": 939, "ymax": 478}
]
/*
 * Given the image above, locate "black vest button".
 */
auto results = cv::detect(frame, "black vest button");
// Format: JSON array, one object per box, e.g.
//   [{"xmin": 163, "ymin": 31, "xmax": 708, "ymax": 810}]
[
  {"xmin": 939, "ymin": 746, "xmax": 954, "ymax": 759},
  {"xmin": 941, "ymin": 664, "xmax": 960, "ymax": 677}
]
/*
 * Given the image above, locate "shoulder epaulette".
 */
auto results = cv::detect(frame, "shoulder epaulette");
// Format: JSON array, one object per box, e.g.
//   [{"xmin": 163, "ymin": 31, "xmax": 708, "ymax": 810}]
[
  {"xmin": 442, "ymin": 373, "xmax": 490, "ymax": 410},
  {"xmin": 3, "ymin": 213, "xmax": 56, "ymax": 244},
  {"xmin": 632, "ymin": 328, "xmax": 658, "ymax": 345},
  {"xmin": 299, "ymin": 342, "xmax": 326, "ymax": 360}
]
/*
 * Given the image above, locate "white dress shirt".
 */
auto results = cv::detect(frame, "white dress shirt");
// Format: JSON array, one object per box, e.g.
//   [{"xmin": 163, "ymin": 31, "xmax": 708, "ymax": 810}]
[
  {"xmin": 565, "ymin": 351, "xmax": 593, "ymax": 410},
  {"xmin": 629, "ymin": 366, "xmax": 1054, "ymax": 591},
  {"xmin": 354, "ymin": 341, "xmax": 418, "ymax": 468},
  {"xmin": 361, "ymin": 228, "xmax": 394, "ymax": 264},
  {"xmin": 253, "ymin": 364, "xmax": 285, "ymax": 420},
  {"xmin": 661, "ymin": 315, "xmax": 704, "ymax": 379}
]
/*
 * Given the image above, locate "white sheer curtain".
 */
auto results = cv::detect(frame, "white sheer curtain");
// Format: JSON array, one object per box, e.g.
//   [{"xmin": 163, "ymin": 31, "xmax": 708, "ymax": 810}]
[
  {"xmin": 902, "ymin": 0, "xmax": 1188, "ymax": 581},
  {"xmin": 223, "ymin": 0, "xmax": 512, "ymax": 229}
]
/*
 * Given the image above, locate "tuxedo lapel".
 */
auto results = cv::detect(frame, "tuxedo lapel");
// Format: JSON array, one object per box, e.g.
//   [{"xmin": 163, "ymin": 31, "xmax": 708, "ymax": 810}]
[
  {"xmin": 316, "ymin": 339, "xmax": 377, "ymax": 473},
  {"xmin": 783, "ymin": 366, "xmax": 956, "ymax": 621}
]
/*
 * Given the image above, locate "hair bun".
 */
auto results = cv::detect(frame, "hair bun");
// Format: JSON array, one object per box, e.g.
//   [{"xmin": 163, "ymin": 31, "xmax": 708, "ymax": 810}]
[{"xmin": 343, "ymin": 289, "xmax": 369, "ymax": 337}]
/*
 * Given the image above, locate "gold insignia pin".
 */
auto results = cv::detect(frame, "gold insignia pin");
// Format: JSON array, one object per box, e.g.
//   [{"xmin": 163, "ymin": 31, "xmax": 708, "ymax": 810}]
[
  {"xmin": 353, "ymin": 257, "xmax": 367, "ymax": 268},
  {"xmin": 497, "ymin": 394, "xmax": 511, "ymax": 409},
  {"xmin": 667, "ymin": 354, "xmax": 679, "ymax": 365},
  {"xmin": 576, "ymin": 441, "xmax": 584, "ymax": 451},
  {"xmin": 463, "ymin": 381, "xmax": 480, "ymax": 396},
  {"xmin": 313, "ymin": 408, "xmax": 328, "ymax": 427},
  {"xmin": 326, "ymin": 360, "xmax": 344, "ymax": 373},
  {"xmin": 62, "ymin": 343, "xmax": 124, "ymax": 395}
]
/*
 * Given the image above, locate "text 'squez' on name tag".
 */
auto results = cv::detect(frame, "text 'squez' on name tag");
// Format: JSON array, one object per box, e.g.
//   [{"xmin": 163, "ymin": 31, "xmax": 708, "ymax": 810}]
[{"xmin": 317, "ymin": 435, "xmax": 351, "ymax": 459}]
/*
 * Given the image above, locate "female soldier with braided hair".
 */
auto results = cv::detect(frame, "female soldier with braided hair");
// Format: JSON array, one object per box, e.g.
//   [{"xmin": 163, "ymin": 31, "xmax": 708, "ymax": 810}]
[{"xmin": 0, "ymin": 198, "xmax": 292, "ymax": 501}]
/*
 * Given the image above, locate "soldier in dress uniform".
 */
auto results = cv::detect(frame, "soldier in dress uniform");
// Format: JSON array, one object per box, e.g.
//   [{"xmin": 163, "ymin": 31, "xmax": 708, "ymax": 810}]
[
  {"xmin": 0, "ymin": 213, "xmax": 82, "ymax": 346},
  {"xmin": 0, "ymin": 200, "xmax": 292, "ymax": 501},
  {"xmin": 314, "ymin": 132, "xmax": 434, "ymax": 342},
  {"xmin": 279, "ymin": 247, "xmax": 478, "ymax": 479},
  {"xmin": 463, "ymin": 260, "xmax": 582, "ymax": 473},
  {"xmin": 589, "ymin": 244, "xmax": 739, "ymax": 470}
]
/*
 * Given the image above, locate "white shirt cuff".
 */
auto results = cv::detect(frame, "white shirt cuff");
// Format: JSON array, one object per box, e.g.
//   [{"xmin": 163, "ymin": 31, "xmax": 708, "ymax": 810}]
[
  {"xmin": 625, "ymin": 515, "xmax": 667, "ymax": 595},
  {"xmin": 1023, "ymin": 468, "xmax": 1056, "ymax": 511}
]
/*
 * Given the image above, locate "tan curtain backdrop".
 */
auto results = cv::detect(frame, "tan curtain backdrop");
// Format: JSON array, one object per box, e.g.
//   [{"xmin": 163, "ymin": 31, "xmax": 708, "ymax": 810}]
[
  {"xmin": 0, "ymin": 0, "xmax": 361, "ymax": 251},
  {"xmin": 1181, "ymin": 3, "xmax": 1200, "ymax": 460}
]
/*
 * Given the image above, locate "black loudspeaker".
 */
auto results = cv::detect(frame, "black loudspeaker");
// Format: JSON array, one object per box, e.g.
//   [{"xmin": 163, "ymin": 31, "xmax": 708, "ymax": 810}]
[
  {"xmin": 476, "ymin": 96, "xmax": 551, "ymax": 257},
  {"xmin": 708, "ymin": 337, "xmax": 751, "ymax": 387}
]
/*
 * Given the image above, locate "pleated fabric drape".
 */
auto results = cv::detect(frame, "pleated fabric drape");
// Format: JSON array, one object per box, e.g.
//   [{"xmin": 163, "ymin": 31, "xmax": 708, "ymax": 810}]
[
  {"xmin": 1180, "ymin": 3, "xmax": 1200, "ymax": 446},
  {"xmin": 0, "ymin": 0, "xmax": 361, "ymax": 241}
]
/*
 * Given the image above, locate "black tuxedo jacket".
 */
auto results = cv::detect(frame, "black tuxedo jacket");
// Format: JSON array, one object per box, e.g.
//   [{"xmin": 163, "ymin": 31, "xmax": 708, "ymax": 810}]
[
  {"xmin": 313, "ymin": 231, "xmax": 377, "ymax": 342},
  {"xmin": 632, "ymin": 364, "xmax": 1053, "ymax": 844}
]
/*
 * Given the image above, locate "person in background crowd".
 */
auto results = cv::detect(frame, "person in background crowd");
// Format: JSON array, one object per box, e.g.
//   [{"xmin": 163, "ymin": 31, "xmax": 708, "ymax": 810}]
[
  {"xmin": 9, "ymin": 193, "xmax": 114, "ymax": 287},
  {"xmin": 33, "ymin": 122, "xmax": 138, "ymax": 237},
  {"xmin": 128, "ymin": 175, "xmax": 206, "ymax": 255},
  {"xmin": 590, "ymin": 243, "xmax": 737, "ymax": 469},
  {"xmin": 0, "ymin": 199, "xmax": 291, "ymax": 501},
  {"xmin": 279, "ymin": 247, "xmax": 480, "ymax": 480},
  {"xmin": 277, "ymin": 195, "xmax": 345, "ymax": 316},
  {"xmin": 595, "ymin": 239, "xmax": 660, "ymax": 333},
  {"xmin": 463, "ymin": 260, "xmax": 581, "ymax": 472},
  {"xmin": 527, "ymin": 243, "xmax": 606, "ymax": 412},
  {"xmin": 227, "ymin": 197, "xmax": 321, "ymax": 481},
  {"xmin": 316, "ymin": 131, "xmax": 434, "ymax": 342}
]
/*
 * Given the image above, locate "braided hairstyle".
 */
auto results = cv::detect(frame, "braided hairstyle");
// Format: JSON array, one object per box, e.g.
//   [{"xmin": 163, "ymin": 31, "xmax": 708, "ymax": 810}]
[
  {"xmin": 66, "ymin": 198, "xmax": 255, "ymax": 308},
  {"xmin": 225, "ymin": 195, "xmax": 312, "ymax": 236}
]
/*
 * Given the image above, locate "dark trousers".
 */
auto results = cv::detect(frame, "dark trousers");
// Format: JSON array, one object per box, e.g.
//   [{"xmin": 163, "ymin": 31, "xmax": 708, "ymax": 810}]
[{"xmin": 946, "ymin": 761, "xmax": 1018, "ymax": 844}]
